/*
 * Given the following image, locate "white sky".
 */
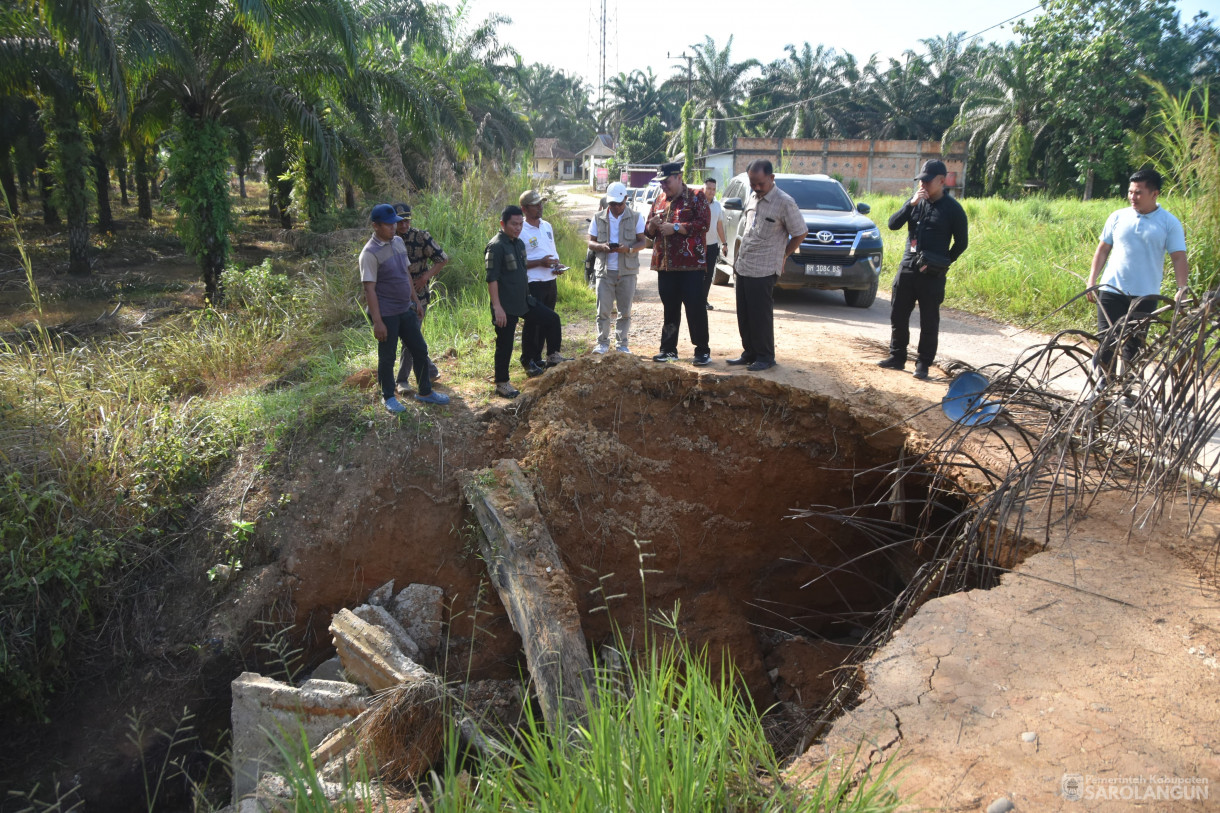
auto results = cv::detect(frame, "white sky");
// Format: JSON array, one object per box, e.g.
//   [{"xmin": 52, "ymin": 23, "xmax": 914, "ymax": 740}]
[{"xmin": 444, "ymin": 0, "xmax": 1220, "ymax": 90}]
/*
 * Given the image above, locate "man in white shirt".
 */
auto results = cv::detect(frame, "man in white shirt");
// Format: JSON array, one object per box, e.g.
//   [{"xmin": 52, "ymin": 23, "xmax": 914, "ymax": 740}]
[
  {"xmin": 702, "ymin": 177, "xmax": 727, "ymax": 310},
  {"xmin": 1085, "ymin": 168, "xmax": 1189, "ymax": 383},
  {"xmin": 587, "ymin": 182, "xmax": 647, "ymax": 354},
  {"xmin": 520, "ymin": 189, "xmax": 570, "ymax": 368}
]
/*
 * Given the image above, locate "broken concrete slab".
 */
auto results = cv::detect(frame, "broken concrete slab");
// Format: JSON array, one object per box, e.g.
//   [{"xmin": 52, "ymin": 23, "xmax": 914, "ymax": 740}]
[
  {"xmin": 391, "ymin": 584, "xmax": 444, "ymax": 656},
  {"xmin": 230, "ymin": 672, "xmax": 366, "ymax": 803},
  {"xmin": 352, "ymin": 603, "xmax": 421, "ymax": 660},
  {"xmin": 329, "ymin": 608, "xmax": 431, "ymax": 692}
]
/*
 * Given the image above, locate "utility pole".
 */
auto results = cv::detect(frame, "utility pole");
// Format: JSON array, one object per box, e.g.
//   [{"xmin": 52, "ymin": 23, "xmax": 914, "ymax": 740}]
[
  {"xmin": 599, "ymin": 0, "xmax": 607, "ymax": 110},
  {"xmin": 667, "ymin": 50, "xmax": 694, "ymax": 104}
]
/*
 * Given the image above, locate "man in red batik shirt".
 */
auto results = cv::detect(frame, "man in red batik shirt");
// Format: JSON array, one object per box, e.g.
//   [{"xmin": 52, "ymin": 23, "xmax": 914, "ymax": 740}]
[{"xmin": 644, "ymin": 160, "xmax": 711, "ymax": 366}]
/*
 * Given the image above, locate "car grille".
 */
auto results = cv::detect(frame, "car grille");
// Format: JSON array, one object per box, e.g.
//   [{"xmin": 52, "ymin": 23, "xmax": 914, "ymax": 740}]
[{"xmin": 801, "ymin": 229, "xmax": 858, "ymax": 250}]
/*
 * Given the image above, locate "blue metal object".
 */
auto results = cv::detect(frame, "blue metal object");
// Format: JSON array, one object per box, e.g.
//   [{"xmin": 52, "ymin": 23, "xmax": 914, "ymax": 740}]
[{"xmin": 942, "ymin": 371, "xmax": 1001, "ymax": 426}]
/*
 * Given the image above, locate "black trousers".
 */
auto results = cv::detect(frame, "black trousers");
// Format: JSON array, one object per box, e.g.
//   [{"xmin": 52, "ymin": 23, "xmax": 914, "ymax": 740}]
[
  {"xmin": 888, "ymin": 269, "xmax": 946, "ymax": 364},
  {"xmin": 526, "ymin": 279, "xmax": 560, "ymax": 363},
  {"xmin": 657, "ymin": 269, "xmax": 709, "ymax": 355},
  {"xmin": 378, "ymin": 309, "xmax": 430, "ymax": 399},
  {"xmin": 1095, "ymin": 291, "xmax": 1157, "ymax": 379},
  {"xmin": 735, "ymin": 274, "xmax": 777, "ymax": 363},
  {"xmin": 702, "ymin": 243, "xmax": 721, "ymax": 303},
  {"xmin": 492, "ymin": 301, "xmax": 561, "ymax": 383}
]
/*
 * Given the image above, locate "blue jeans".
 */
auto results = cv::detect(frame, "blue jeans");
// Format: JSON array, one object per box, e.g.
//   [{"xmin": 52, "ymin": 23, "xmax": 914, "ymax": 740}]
[{"xmin": 379, "ymin": 309, "xmax": 431, "ymax": 399}]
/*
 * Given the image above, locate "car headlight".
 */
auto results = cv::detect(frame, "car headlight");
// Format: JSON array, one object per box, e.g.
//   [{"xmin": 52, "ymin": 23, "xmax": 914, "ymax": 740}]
[{"xmin": 858, "ymin": 228, "xmax": 880, "ymax": 241}]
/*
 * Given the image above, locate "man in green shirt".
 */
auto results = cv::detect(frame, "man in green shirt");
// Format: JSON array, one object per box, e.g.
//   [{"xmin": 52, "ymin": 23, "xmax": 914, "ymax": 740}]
[{"xmin": 486, "ymin": 205, "xmax": 562, "ymax": 398}]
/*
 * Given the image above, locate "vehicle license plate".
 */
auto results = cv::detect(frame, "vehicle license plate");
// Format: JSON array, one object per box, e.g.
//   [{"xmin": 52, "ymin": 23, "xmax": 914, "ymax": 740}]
[{"xmin": 804, "ymin": 264, "xmax": 841, "ymax": 276}]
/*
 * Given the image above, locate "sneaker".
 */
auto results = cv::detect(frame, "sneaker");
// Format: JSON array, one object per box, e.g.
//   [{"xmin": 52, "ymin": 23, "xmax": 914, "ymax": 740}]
[
  {"xmin": 705, "ymin": 302, "xmax": 714, "ymax": 310},
  {"xmin": 617, "ymin": 345, "xmax": 631, "ymax": 354},
  {"xmin": 395, "ymin": 381, "xmax": 413, "ymax": 395},
  {"xmin": 652, "ymin": 351, "xmax": 678, "ymax": 363},
  {"xmin": 428, "ymin": 363, "xmax": 440, "ymax": 380},
  {"xmin": 726, "ymin": 355, "xmax": 753, "ymax": 366},
  {"xmin": 415, "ymin": 391, "xmax": 451, "ymax": 405},
  {"xmin": 546, "ymin": 352, "xmax": 572, "ymax": 366},
  {"xmin": 913, "ymin": 361, "xmax": 930, "ymax": 380},
  {"xmin": 877, "ymin": 356, "xmax": 906, "ymax": 370},
  {"xmin": 593, "ymin": 343, "xmax": 610, "ymax": 355},
  {"xmin": 1118, "ymin": 392, "xmax": 1138, "ymax": 409},
  {"xmin": 495, "ymin": 381, "xmax": 520, "ymax": 399},
  {"xmin": 693, "ymin": 353, "xmax": 711, "ymax": 366},
  {"xmin": 746, "ymin": 360, "xmax": 775, "ymax": 372},
  {"xmin": 384, "ymin": 396, "xmax": 407, "ymax": 414},
  {"xmin": 523, "ymin": 361, "xmax": 546, "ymax": 378}
]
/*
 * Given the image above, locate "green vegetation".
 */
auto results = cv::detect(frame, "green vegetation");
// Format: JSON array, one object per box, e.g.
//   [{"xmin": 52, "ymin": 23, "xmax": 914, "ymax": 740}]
[
  {"xmin": 266, "ymin": 612, "xmax": 902, "ymax": 813},
  {"xmin": 865, "ymin": 191, "xmax": 1213, "ymax": 331},
  {"xmin": 429, "ymin": 618, "xmax": 900, "ymax": 813},
  {"xmin": 0, "ymin": 163, "xmax": 591, "ymax": 718}
]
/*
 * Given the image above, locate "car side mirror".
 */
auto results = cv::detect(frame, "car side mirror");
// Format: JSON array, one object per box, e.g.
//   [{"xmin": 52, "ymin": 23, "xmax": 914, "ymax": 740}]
[
  {"xmin": 856, "ymin": 202, "xmax": 871, "ymax": 214},
  {"xmin": 723, "ymin": 197, "xmax": 744, "ymax": 211}
]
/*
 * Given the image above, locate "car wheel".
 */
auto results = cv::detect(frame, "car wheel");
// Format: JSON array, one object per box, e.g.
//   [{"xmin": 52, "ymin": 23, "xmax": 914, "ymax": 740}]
[{"xmin": 843, "ymin": 274, "xmax": 878, "ymax": 308}]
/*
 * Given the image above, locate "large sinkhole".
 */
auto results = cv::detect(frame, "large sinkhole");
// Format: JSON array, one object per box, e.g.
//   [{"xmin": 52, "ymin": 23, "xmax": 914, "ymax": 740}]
[{"xmin": 291, "ymin": 354, "xmax": 1021, "ymax": 753}]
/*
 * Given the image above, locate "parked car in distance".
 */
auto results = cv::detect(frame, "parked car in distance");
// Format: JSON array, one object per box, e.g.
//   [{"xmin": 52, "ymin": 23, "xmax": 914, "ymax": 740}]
[{"xmin": 716, "ymin": 173, "xmax": 883, "ymax": 308}]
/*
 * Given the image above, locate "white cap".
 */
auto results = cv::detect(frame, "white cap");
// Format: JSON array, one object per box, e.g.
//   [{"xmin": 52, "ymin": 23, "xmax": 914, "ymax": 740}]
[{"xmin": 606, "ymin": 182, "xmax": 628, "ymax": 203}]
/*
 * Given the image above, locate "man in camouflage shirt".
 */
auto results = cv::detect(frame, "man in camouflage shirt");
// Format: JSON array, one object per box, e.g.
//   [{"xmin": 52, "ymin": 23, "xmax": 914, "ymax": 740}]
[{"xmin": 393, "ymin": 202, "xmax": 449, "ymax": 390}]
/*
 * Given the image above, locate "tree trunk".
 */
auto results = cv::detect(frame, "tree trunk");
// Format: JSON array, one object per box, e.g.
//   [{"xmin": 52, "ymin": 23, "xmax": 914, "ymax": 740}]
[
  {"xmin": 91, "ymin": 134, "xmax": 115, "ymax": 232},
  {"xmin": 237, "ymin": 171, "xmax": 246, "ymax": 199},
  {"xmin": 1083, "ymin": 166, "xmax": 1094, "ymax": 201},
  {"xmin": 37, "ymin": 157, "xmax": 59, "ymax": 226},
  {"xmin": 133, "ymin": 143, "xmax": 152, "ymax": 221},
  {"xmin": 381, "ymin": 116, "xmax": 410, "ymax": 195},
  {"xmin": 52, "ymin": 106, "xmax": 90, "ymax": 275},
  {"xmin": 0, "ymin": 147, "xmax": 18, "ymax": 216},
  {"xmin": 344, "ymin": 179, "xmax": 356, "ymax": 209},
  {"xmin": 458, "ymin": 459, "xmax": 597, "ymax": 729},
  {"xmin": 116, "ymin": 147, "xmax": 129, "ymax": 207}
]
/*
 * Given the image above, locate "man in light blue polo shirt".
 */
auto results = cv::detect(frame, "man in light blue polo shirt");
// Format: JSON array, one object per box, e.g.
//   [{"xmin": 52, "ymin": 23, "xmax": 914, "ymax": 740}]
[{"xmin": 1085, "ymin": 168, "xmax": 1189, "ymax": 380}]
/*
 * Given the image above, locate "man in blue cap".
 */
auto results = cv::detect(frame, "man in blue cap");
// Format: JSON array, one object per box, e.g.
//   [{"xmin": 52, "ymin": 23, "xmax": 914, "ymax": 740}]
[{"xmin": 360, "ymin": 203, "xmax": 450, "ymax": 412}]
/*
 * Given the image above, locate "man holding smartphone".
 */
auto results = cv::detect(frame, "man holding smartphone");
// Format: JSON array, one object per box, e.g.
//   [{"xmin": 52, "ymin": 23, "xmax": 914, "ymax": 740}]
[
  {"xmin": 878, "ymin": 159, "xmax": 969, "ymax": 380},
  {"xmin": 588, "ymin": 182, "xmax": 646, "ymax": 354},
  {"xmin": 520, "ymin": 189, "xmax": 571, "ymax": 368}
]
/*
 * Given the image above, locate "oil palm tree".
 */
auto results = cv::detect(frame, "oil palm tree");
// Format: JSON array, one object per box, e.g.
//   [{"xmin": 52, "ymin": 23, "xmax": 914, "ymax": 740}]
[
  {"xmin": 946, "ymin": 44, "xmax": 1051, "ymax": 192},
  {"xmin": 121, "ymin": 0, "xmax": 469, "ymax": 299},
  {"xmin": 689, "ymin": 35, "xmax": 759, "ymax": 148},
  {"xmin": 756, "ymin": 43, "xmax": 848, "ymax": 138},
  {"xmin": 0, "ymin": 0, "xmax": 126, "ymax": 274}
]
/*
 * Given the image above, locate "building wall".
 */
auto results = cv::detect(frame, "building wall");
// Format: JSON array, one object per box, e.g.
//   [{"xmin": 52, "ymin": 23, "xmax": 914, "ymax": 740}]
[{"xmin": 731, "ymin": 138, "xmax": 968, "ymax": 195}]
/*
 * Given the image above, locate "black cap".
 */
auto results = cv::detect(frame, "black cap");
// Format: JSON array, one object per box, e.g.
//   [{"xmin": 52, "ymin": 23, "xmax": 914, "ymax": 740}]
[
  {"xmin": 655, "ymin": 161, "xmax": 684, "ymax": 180},
  {"xmin": 915, "ymin": 159, "xmax": 948, "ymax": 181},
  {"xmin": 393, "ymin": 202, "xmax": 412, "ymax": 218}
]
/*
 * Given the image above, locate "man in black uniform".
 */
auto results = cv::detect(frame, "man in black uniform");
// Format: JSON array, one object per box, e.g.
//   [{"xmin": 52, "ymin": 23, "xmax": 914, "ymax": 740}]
[
  {"xmin": 485, "ymin": 205, "xmax": 562, "ymax": 398},
  {"xmin": 878, "ymin": 159, "xmax": 969, "ymax": 380}
]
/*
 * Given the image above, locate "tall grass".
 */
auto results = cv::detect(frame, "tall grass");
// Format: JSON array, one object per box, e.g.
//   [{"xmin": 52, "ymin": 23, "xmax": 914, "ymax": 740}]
[
  {"xmin": 862, "ymin": 192, "xmax": 1205, "ymax": 331},
  {"xmin": 0, "ymin": 164, "xmax": 596, "ymax": 716},
  {"xmin": 265, "ymin": 610, "xmax": 903, "ymax": 813}
]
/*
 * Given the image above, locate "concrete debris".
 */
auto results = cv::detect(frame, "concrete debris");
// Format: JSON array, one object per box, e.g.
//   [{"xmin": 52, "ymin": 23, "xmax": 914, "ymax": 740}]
[
  {"xmin": 329, "ymin": 608, "xmax": 431, "ymax": 692},
  {"xmin": 391, "ymin": 583, "xmax": 444, "ymax": 656},
  {"xmin": 368, "ymin": 579, "xmax": 395, "ymax": 607},
  {"xmin": 230, "ymin": 672, "xmax": 366, "ymax": 803},
  {"xmin": 352, "ymin": 603, "xmax": 421, "ymax": 660}
]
